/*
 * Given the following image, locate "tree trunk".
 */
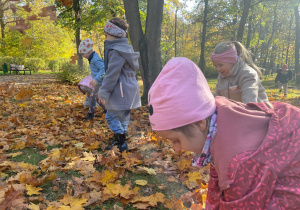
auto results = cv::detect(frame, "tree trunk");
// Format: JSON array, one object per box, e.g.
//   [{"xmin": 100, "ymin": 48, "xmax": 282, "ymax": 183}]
[
  {"xmin": 286, "ymin": 14, "xmax": 293, "ymax": 65},
  {"xmin": 237, "ymin": 0, "xmax": 251, "ymax": 42},
  {"xmin": 0, "ymin": 8, "xmax": 5, "ymax": 40},
  {"xmin": 146, "ymin": 0, "xmax": 164, "ymax": 85},
  {"xmin": 246, "ymin": 14, "xmax": 252, "ymax": 49},
  {"xmin": 263, "ymin": 2, "xmax": 278, "ymax": 69},
  {"xmin": 123, "ymin": 0, "xmax": 164, "ymax": 104},
  {"xmin": 295, "ymin": 5, "xmax": 300, "ymax": 85},
  {"xmin": 199, "ymin": 0, "xmax": 208, "ymax": 72},
  {"xmin": 73, "ymin": 0, "xmax": 83, "ymax": 69}
]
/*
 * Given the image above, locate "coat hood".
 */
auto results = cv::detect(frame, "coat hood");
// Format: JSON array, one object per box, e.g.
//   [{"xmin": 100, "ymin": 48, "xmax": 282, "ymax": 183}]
[{"xmin": 104, "ymin": 38, "xmax": 140, "ymax": 71}]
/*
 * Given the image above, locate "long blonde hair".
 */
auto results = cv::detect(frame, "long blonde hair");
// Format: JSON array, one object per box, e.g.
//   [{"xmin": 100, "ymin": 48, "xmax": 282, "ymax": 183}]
[{"xmin": 214, "ymin": 41, "xmax": 262, "ymax": 77}]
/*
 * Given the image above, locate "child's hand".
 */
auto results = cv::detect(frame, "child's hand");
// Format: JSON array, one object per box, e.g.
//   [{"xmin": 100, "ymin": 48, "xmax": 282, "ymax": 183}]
[
  {"xmin": 90, "ymin": 79, "xmax": 97, "ymax": 87},
  {"xmin": 98, "ymin": 98, "xmax": 106, "ymax": 106}
]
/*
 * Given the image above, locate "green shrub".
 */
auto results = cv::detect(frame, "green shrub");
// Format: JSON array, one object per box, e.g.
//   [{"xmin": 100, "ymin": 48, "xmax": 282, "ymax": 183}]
[
  {"xmin": 25, "ymin": 58, "xmax": 45, "ymax": 73},
  {"xmin": 48, "ymin": 60, "xmax": 59, "ymax": 72},
  {"xmin": 56, "ymin": 62, "xmax": 89, "ymax": 85}
]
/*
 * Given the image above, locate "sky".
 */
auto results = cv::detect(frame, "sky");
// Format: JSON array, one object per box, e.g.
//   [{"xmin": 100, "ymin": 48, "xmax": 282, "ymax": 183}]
[{"xmin": 183, "ymin": 0, "xmax": 196, "ymax": 11}]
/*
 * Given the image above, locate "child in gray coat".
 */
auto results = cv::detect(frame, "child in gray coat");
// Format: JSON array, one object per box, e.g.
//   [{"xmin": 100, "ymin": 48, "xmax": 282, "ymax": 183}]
[{"xmin": 98, "ymin": 18, "xmax": 141, "ymax": 152}]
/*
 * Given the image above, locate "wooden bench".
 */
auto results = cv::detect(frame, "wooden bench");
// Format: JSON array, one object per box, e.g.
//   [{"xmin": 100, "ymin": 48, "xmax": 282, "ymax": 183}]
[{"xmin": 9, "ymin": 64, "xmax": 32, "ymax": 75}]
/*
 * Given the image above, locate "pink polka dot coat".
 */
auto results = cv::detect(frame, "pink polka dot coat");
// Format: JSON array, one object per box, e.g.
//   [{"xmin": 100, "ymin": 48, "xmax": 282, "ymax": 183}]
[{"xmin": 206, "ymin": 97, "xmax": 300, "ymax": 209}]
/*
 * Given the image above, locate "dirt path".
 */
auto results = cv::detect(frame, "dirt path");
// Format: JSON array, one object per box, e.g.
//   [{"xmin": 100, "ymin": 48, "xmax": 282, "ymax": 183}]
[{"xmin": 0, "ymin": 74, "xmax": 58, "ymax": 86}]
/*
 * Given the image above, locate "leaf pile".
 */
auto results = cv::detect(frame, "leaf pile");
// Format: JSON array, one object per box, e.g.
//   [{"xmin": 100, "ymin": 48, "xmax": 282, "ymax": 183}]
[{"xmin": 0, "ymin": 80, "xmax": 209, "ymax": 209}]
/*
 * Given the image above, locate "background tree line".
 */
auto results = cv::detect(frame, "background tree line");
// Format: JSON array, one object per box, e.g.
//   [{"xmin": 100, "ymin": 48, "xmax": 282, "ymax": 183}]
[{"xmin": 0, "ymin": 0, "xmax": 299, "ymax": 104}]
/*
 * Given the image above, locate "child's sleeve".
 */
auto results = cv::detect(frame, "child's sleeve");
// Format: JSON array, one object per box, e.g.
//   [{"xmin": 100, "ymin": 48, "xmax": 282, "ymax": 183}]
[
  {"xmin": 213, "ymin": 77, "xmax": 221, "ymax": 97},
  {"xmin": 206, "ymin": 165, "xmax": 222, "ymax": 209},
  {"xmin": 239, "ymin": 70, "xmax": 261, "ymax": 103},
  {"xmin": 98, "ymin": 51, "xmax": 126, "ymax": 101},
  {"xmin": 94, "ymin": 59, "xmax": 105, "ymax": 84}
]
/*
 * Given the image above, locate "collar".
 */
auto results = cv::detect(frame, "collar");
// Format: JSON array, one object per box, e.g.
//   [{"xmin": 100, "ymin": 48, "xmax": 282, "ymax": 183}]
[
  {"xmin": 88, "ymin": 51, "xmax": 95, "ymax": 63},
  {"xmin": 192, "ymin": 110, "xmax": 218, "ymax": 167}
]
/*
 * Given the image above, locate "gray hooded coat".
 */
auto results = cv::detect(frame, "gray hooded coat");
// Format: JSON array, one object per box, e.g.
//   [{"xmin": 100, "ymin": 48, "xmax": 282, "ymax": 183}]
[{"xmin": 98, "ymin": 38, "xmax": 141, "ymax": 110}]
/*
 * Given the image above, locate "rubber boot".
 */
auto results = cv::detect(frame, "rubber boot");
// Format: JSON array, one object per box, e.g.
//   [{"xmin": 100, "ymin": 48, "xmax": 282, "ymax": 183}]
[
  {"xmin": 83, "ymin": 112, "xmax": 94, "ymax": 120},
  {"xmin": 105, "ymin": 134, "xmax": 128, "ymax": 152}
]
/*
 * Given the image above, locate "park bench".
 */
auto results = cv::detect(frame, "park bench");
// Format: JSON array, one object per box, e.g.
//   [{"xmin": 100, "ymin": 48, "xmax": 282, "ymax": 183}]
[{"xmin": 9, "ymin": 64, "xmax": 32, "ymax": 75}]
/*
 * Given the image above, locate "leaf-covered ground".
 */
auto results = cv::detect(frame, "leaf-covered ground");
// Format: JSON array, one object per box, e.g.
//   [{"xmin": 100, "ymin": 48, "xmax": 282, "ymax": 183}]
[
  {"xmin": 0, "ymin": 74, "xmax": 209, "ymax": 210},
  {"xmin": 0, "ymin": 74, "xmax": 299, "ymax": 210}
]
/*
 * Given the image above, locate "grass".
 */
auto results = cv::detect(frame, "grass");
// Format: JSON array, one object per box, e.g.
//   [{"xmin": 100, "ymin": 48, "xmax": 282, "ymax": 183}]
[
  {"xmin": 0, "ymin": 69, "xmax": 57, "ymax": 76},
  {"xmin": 11, "ymin": 147, "xmax": 47, "ymax": 165}
]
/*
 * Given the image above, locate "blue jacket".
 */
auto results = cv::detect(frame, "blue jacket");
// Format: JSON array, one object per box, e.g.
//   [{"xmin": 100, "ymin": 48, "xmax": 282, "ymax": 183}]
[{"xmin": 89, "ymin": 52, "xmax": 105, "ymax": 84}]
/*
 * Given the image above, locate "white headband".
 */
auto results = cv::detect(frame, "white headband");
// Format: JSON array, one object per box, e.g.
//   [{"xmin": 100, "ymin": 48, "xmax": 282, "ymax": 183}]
[{"xmin": 104, "ymin": 21, "xmax": 127, "ymax": 38}]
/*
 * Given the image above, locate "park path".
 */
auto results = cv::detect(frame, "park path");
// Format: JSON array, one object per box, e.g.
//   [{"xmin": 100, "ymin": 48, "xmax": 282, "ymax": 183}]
[{"xmin": 0, "ymin": 74, "xmax": 58, "ymax": 86}]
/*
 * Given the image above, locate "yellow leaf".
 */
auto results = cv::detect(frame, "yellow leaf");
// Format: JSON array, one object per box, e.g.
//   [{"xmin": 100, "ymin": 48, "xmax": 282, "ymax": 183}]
[
  {"xmin": 18, "ymin": 162, "xmax": 37, "ymax": 170},
  {"xmin": 50, "ymin": 149, "xmax": 60, "ymax": 159},
  {"xmin": 188, "ymin": 171, "xmax": 202, "ymax": 182},
  {"xmin": 15, "ymin": 87, "xmax": 33, "ymax": 100},
  {"xmin": 202, "ymin": 194, "xmax": 207, "ymax": 209},
  {"xmin": 81, "ymin": 152, "xmax": 95, "ymax": 162},
  {"xmin": 26, "ymin": 184, "xmax": 42, "ymax": 196},
  {"xmin": 60, "ymin": 194, "xmax": 76, "ymax": 205},
  {"xmin": 18, "ymin": 103, "xmax": 28, "ymax": 108},
  {"xmin": 100, "ymin": 170, "xmax": 117, "ymax": 185},
  {"xmin": 10, "ymin": 152, "xmax": 23, "ymax": 157},
  {"xmin": 137, "ymin": 166, "xmax": 157, "ymax": 175},
  {"xmin": 75, "ymin": 142, "xmax": 84, "ymax": 148},
  {"xmin": 135, "ymin": 180, "xmax": 148, "ymax": 186},
  {"xmin": 70, "ymin": 197, "xmax": 87, "ymax": 209},
  {"xmin": 0, "ymin": 173, "xmax": 8, "ymax": 178},
  {"xmin": 147, "ymin": 192, "xmax": 165, "ymax": 206},
  {"xmin": 28, "ymin": 202, "xmax": 40, "ymax": 210},
  {"xmin": 11, "ymin": 141, "xmax": 26, "ymax": 150}
]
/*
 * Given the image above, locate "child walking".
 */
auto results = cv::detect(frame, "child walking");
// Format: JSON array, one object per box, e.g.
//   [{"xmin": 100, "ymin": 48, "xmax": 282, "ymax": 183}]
[
  {"xmin": 148, "ymin": 57, "xmax": 300, "ymax": 209},
  {"xmin": 98, "ymin": 18, "xmax": 141, "ymax": 152},
  {"xmin": 275, "ymin": 64, "xmax": 293, "ymax": 96},
  {"xmin": 211, "ymin": 41, "xmax": 269, "ymax": 103},
  {"xmin": 78, "ymin": 38, "xmax": 106, "ymax": 120}
]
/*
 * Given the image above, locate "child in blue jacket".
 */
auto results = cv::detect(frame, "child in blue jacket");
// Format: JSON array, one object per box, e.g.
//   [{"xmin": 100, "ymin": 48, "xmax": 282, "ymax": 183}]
[{"xmin": 78, "ymin": 38, "xmax": 105, "ymax": 119}]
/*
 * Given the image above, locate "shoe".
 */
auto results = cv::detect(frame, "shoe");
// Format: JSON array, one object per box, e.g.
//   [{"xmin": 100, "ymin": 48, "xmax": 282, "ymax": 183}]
[
  {"xmin": 105, "ymin": 134, "xmax": 128, "ymax": 152},
  {"xmin": 83, "ymin": 112, "xmax": 94, "ymax": 120},
  {"xmin": 105, "ymin": 139, "xmax": 119, "ymax": 150},
  {"xmin": 118, "ymin": 142, "xmax": 128, "ymax": 153}
]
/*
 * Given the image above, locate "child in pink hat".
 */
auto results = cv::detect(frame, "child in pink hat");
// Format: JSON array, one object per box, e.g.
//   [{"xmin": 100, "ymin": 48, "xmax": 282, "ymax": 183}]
[{"xmin": 148, "ymin": 57, "xmax": 300, "ymax": 209}]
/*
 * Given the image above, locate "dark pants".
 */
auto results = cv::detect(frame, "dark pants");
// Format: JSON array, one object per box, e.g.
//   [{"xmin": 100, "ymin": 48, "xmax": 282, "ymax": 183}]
[{"xmin": 88, "ymin": 84, "xmax": 101, "ymax": 114}]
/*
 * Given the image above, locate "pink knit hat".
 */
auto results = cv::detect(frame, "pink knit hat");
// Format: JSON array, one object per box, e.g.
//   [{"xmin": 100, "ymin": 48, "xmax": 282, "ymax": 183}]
[
  {"xmin": 210, "ymin": 46, "xmax": 237, "ymax": 64},
  {"xmin": 148, "ymin": 57, "xmax": 216, "ymax": 131},
  {"xmin": 78, "ymin": 38, "xmax": 94, "ymax": 54}
]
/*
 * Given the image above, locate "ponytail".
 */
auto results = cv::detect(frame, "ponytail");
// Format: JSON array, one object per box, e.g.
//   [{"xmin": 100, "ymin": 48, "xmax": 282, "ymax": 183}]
[{"xmin": 232, "ymin": 41, "xmax": 262, "ymax": 77}]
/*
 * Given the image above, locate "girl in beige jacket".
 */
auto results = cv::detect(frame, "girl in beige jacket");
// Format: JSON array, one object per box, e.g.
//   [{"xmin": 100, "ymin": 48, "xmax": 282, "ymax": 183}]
[{"xmin": 210, "ymin": 41, "xmax": 268, "ymax": 103}]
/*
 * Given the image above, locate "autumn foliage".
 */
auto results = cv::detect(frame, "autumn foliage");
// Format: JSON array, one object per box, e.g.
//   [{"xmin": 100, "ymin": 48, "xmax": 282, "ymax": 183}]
[{"xmin": 0, "ymin": 77, "xmax": 209, "ymax": 209}]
